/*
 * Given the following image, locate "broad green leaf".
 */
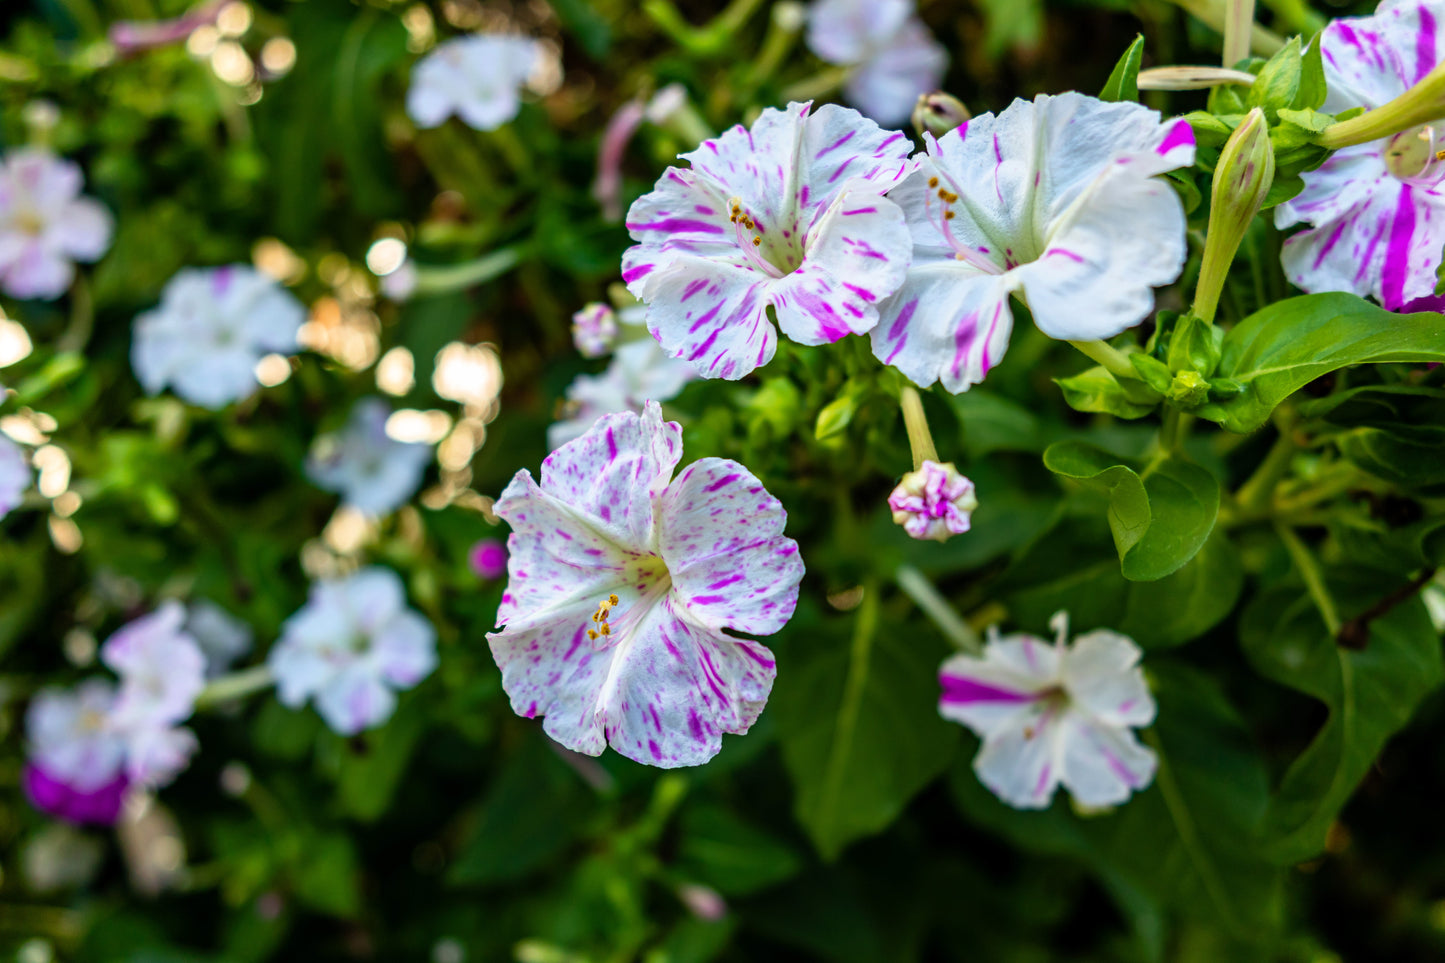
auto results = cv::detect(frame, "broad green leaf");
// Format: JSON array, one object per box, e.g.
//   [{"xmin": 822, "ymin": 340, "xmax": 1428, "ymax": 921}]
[
  {"xmin": 774, "ymin": 596, "xmax": 960, "ymax": 859},
  {"xmin": 1100, "ymin": 35, "xmax": 1146, "ymax": 102},
  {"xmin": 948, "ymin": 389, "xmax": 1045, "ymax": 456},
  {"xmin": 1042, "ymin": 442, "xmax": 1220, "ymax": 580},
  {"xmin": 1197, "ymin": 293, "xmax": 1445, "ymax": 432},
  {"xmin": 1246, "ymin": 37, "xmax": 1302, "ymax": 119},
  {"xmin": 1240, "ymin": 579, "xmax": 1444, "ymax": 863},
  {"xmin": 1296, "ymin": 32, "xmax": 1327, "ymax": 110},
  {"xmin": 1337, "ymin": 428, "xmax": 1445, "ymax": 489},
  {"xmin": 675, "ymin": 804, "xmax": 803, "ymax": 895},
  {"xmin": 1055, "ymin": 366, "xmax": 1160, "ymax": 419}
]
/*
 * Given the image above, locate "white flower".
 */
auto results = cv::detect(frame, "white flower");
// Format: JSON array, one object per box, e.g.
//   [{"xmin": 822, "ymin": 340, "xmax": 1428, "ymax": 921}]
[
  {"xmin": 0, "ymin": 434, "xmax": 31, "ymax": 520},
  {"xmin": 939, "ymin": 612, "xmax": 1157, "ymax": 810},
  {"xmin": 23, "ymin": 680, "xmax": 130, "ymax": 825},
  {"xmin": 269, "ymin": 567, "xmax": 438, "ymax": 735},
  {"xmin": 0, "ymin": 148, "xmax": 113, "ymax": 301},
  {"xmin": 872, "ymin": 93, "xmax": 1196, "ymax": 393},
  {"xmin": 547, "ymin": 338, "xmax": 696, "ymax": 450},
  {"xmin": 307, "ymin": 398, "xmax": 432, "ymax": 516},
  {"xmin": 131, "ymin": 265, "xmax": 305, "ymax": 409},
  {"xmin": 185, "ymin": 600, "xmax": 254, "ymax": 678},
  {"xmin": 406, "ymin": 35, "xmax": 543, "ymax": 131},
  {"xmin": 806, "ymin": 0, "xmax": 948, "ymax": 127}
]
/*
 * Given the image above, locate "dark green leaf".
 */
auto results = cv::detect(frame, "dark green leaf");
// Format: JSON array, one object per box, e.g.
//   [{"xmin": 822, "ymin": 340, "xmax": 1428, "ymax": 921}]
[
  {"xmin": 1100, "ymin": 35, "xmax": 1145, "ymax": 103},
  {"xmin": 1055, "ymin": 366, "xmax": 1160, "ymax": 419}
]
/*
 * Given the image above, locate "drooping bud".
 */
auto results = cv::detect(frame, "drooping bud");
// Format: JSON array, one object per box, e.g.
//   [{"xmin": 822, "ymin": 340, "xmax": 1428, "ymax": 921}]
[
  {"xmin": 912, "ymin": 92, "xmax": 971, "ymax": 139},
  {"xmin": 1193, "ymin": 107, "xmax": 1274, "ymax": 323},
  {"xmin": 1319, "ymin": 59, "xmax": 1445, "ymax": 151},
  {"xmin": 889, "ymin": 461, "xmax": 978, "ymax": 543},
  {"xmin": 1136, "ymin": 66, "xmax": 1257, "ymax": 91},
  {"xmin": 571, "ymin": 302, "xmax": 620, "ymax": 358}
]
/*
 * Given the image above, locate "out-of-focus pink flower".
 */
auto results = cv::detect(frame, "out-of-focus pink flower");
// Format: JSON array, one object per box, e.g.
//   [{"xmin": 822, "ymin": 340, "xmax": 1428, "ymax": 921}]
[
  {"xmin": 470, "ymin": 538, "xmax": 508, "ymax": 580},
  {"xmin": 0, "ymin": 148, "xmax": 113, "ymax": 301}
]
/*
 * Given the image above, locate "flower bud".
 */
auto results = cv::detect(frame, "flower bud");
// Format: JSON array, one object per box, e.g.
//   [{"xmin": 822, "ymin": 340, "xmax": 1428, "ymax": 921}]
[
  {"xmin": 912, "ymin": 92, "xmax": 971, "ymax": 139},
  {"xmin": 571, "ymin": 302, "xmax": 620, "ymax": 358},
  {"xmin": 469, "ymin": 538, "xmax": 507, "ymax": 580},
  {"xmin": 1166, "ymin": 370, "xmax": 1210, "ymax": 409},
  {"xmin": 889, "ymin": 461, "xmax": 978, "ymax": 542},
  {"xmin": 1193, "ymin": 107, "xmax": 1273, "ymax": 323}
]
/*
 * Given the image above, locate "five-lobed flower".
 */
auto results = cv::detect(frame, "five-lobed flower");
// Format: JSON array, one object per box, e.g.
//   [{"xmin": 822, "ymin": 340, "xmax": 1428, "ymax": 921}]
[{"xmin": 0, "ymin": 148, "xmax": 113, "ymax": 301}]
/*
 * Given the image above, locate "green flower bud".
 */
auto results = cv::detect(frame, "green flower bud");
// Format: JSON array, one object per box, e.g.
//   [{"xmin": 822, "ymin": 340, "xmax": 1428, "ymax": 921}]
[
  {"xmin": 1167, "ymin": 370, "xmax": 1210, "ymax": 409},
  {"xmin": 912, "ymin": 92, "xmax": 971, "ymax": 139},
  {"xmin": 1193, "ymin": 107, "xmax": 1274, "ymax": 324}
]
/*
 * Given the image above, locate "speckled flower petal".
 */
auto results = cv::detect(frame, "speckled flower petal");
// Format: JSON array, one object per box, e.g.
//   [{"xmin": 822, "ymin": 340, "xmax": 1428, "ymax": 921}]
[
  {"xmin": 1057, "ymin": 714, "xmax": 1157, "ymax": 807},
  {"xmin": 659, "ymin": 458, "xmax": 803, "ymax": 636},
  {"xmin": 629, "ymin": 258, "xmax": 777, "ymax": 381},
  {"xmin": 870, "ymin": 265, "xmax": 1015, "ymax": 393},
  {"xmin": 1316, "ymin": 0, "xmax": 1445, "ymax": 111}
]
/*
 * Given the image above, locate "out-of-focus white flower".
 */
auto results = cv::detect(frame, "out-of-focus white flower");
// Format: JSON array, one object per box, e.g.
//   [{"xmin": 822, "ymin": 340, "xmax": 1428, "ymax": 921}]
[
  {"xmin": 380, "ymin": 258, "xmax": 418, "ymax": 301},
  {"xmin": 269, "ymin": 567, "xmax": 438, "ymax": 735},
  {"xmin": 806, "ymin": 0, "xmax": 948, "ymax": 126},
  {"xmin": 407, "ymin": 35, "xmax": 542, "ymax": 131},
  {"xmin": 547, "ymin": 338, "xmax": 696, "ymax": 450},
  {"xmin": 0, "ymin": 434, "xmax": 31, "ymax": 520},
  {"xmin": 23, "ymin": 680, "xmax": 130, "ymax": 825},
  {"xmin": 131, "ymin": 265, "xmax": 305, "ymax": 409},
  {"xmin": 0, "ymin": 148, "xmax": 113, "ymax": 301},
  {"xmin": 185, "ymin": 600, "xmax": 254, "ymax": 678},
  {"xmin": 307, "ymin": 398, "xmax": 432, "ymax": 516}
]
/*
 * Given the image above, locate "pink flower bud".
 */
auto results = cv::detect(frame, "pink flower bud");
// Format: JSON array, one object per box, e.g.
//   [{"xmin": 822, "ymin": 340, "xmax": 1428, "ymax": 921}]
[
  {"xmin": 469, "ymin": 538, "xmax": 508, "ymax": 580},
  {"xmin": 571, "ymin": 303, "xmax": 620, "ymax": 358},
  {"xmin": 888, "ymin": 460, "xmax": 977, "ymax": 542}
]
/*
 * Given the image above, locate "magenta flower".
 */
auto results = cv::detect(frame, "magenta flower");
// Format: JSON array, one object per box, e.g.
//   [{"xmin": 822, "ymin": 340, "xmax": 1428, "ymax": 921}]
[
  {"xmin": 622, "ymin": 102, "xmax": 914, "ymax": 381},
  {"xmin": 1276, "ymin": 0, "xmax": 1445, "ymax": 309},
  {"xmin": 0, "ymin": 148, "xmax": 113, "ymax": 301},
  {"xmin": 889, "ymin": 460, "xmax": 977, "ymax": 541},
  {"xmin": 23, "ymin": 680, "xmax": 130, "ymax": 825},
  {"xmin": 470, "ymin": 538, "xmax": 508, "ymax": 579},
  {"xmin": 488, "ymin": 401, "xmax": 803, "ymax": 767}
]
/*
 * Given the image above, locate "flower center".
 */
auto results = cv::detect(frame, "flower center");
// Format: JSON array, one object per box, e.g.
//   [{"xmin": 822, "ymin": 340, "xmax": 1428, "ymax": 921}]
[
  {"xmin": 728, "ymin": 197, "xmax": 804, "ymax": 278},
  {"xmin": 585, "ymin": 555, "xmax": 671, "ymax": 650},
  {"xmin": 923, "ymin": 177, "xmax": 1008, "ymax": 275},
  {"xmin": 1021, "ymin": 686, "xmax": 1068, "ymax": 740},
  {"xmin": 13, "ymin": 210, "xmax": 44, "ymax": 236},
  {"xmin": 586, "ymin": 593, "xmax": 620, "ymax": 641},
  {"xmin": 1384, "ymin": 125, "xmax": 1445, "ymax": 185}
]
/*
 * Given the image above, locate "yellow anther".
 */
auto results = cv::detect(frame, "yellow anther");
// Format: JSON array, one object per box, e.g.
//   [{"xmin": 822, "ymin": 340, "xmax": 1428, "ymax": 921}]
[
  {"xmin": 600, "ymin": 623, "xmax": 611, "ymax": 636},
  {"xmin": 928, "ymin": 176, "xmax": 939, "ymax": 188},
  {"xmin": 587, "ymin": 629, "xmax": 598, "ymax": 640},
  {"xmin": 944, "ymin": 211, "xmax": 955, "ymax": 220},
  {"xmin": 587, "ymin": 593, "xmax": 623, "ymax": 638},
  {"xmin": 752, "ymin": 237, "xmax": 761, "ymax": 246},
  {"xmin": 608, "ymin": 594, "xmax": 619, "ymax": 605}
]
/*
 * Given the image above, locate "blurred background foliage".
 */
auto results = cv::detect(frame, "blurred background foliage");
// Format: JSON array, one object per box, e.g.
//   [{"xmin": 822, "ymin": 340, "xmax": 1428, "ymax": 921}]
[{"xmin": 2, "ymin": 0, "xmax": 1444, "ymax": 961}]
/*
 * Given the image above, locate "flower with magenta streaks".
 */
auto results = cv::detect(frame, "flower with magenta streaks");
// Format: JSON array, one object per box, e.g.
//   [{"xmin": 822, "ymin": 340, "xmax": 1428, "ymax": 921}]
[
  {"xmin": 806, "ymin": 0, "xmax": 949, "ymax": 127},
  {"xmin": 269, "ymin": 567, "xmax": 438, "ymax": 736},
  {"xmin": 940, "ymin": 612, "xmax": 1157, "ymax": 810},
  {"xmin": 572, "ymin": 302, "xmax": 621, "ymax": 358},
  {"xmin": 132, "ymin": 265, "xmax": 305, "ymax": 409},
  {"xmin": 889, "ymin": 460, "xmax": 977, "ymax": 541},
  {"xmin": 0, "ymin": 148, "xmax": 113, "ymax": 301},
  {"xmin": 1276, "ymin": 0, "xmax": 1445, "ymax": 309},
  {"xmin": 489, "ymin": 401, "xmax": 803, "ymax": 767},
  {"xmin": 872, "ymin": 92, "xmax": 1196, "ymax": 393},
  {"xmin": 23, "ymin": 680, "xmax": 130, "ymax": 825},
  {"xmin": 622, "ymin": 102, "xmax": 914, "ymax": 381},
  {"xmin": 547, "ymin": 338, "xmax": 696, "ymax": 450},
  {"xmin": 307, "ymin": 397, "xmax": 432, "ymax": 516},
  {"xmin": 407, "ymin": 35, "xmax": 542, "ymax": 132}
]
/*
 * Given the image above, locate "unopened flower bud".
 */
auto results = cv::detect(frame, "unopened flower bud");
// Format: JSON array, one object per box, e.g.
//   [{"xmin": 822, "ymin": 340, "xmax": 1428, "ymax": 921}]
[
  {"xmin": 571, "ymin": 302, "xmax": 619, "ymax": 358},
  {"xmin": 1166, "ymin": 369, "xmax": 1210, "ymax": 409},
  {"xmin": 1193, "ymin": 107, "xmax": 1273, "ymax": 323},
  {"xmin": 469, "ymin": 538, "xmax": 507, "ymax": 580},
  {"xmin": 677, "ymin": 883, "xmax": 728, "ymax": 921},
  {"xmin": 889, "ymin": 461, "xmax": 977, "ymax": 542},
  {"xmin": 912, "ymin": 92, "xmax": 971, "ymax": 139}
]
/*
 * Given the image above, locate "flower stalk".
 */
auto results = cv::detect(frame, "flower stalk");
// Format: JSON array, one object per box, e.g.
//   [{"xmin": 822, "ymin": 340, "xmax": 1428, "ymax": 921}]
[
  {"xmin": 193, "ymin": 665, "xmax": 275, "ymax": 712},
  {"xmin": 1319, "ymin": 60, "xmax": 1445, "ymax": 150},
  {"xmin": 1222, "ymin": 0, "xmax": 1255, "ymax": 67},
  {"xmin": 898, "ymin": 385, "xmax": 938, "ymax": 470}
]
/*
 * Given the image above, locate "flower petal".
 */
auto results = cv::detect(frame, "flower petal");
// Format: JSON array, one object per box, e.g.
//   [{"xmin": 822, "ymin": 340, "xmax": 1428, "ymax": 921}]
[
  {"xmin": 626, "ymin": 255, "xmax": 777, "ymax": 381},
  {"xmin": 842, "ymin": 17, "xmax": 948, "ymax": 127},
  {"xmin": 870, "ymin": 264, "xmax": 1015, "ymax": 393},
  {"xmin": 972, "ymin": 704, "xmax": 1066, "ymax": 810},
  {"xmin": 805, "ymin": 0, "xmax": 911, "ymax": 65},
  {"xmin": 316, "ymin": 666, "xmax": 397, "ymax": 736},
  {"xmin": 659, "ymin": 457, "xmax": 803, "ymax": 636},
  {"xmin": 1060, "ymin": 629, "xmax": 1155, "ymax": 727},
  {"xmin": 938, "ymin": 636, "xmax": 1057, "ymax": 738},
  {"xmin": 1057, "ymin": 714, "xmax": 1157, "ymax": 807},
  {"xmin": 1316, "ymin": 1, "xmax": 1434, "ymax": 110},
  {"xmin": 1274, "ymin": 149, "xmax": 1389, "ymax": 231},
  {"xmin": 370, "ymin": 610, "xmax": 438, "ymax": 688},
  {"xmin": 47, "ymin": 198, "xmax": 112, "ymax": 262}
]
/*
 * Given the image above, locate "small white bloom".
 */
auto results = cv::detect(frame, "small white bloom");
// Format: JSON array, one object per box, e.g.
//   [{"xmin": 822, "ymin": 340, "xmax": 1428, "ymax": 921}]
[
  {"xmin": 26, "ymin": 680, "xmax": 128, "ymax": 795},
  {"xmin": 307, "ymin": 398, "xmax": 432, "ymax": 516},
  {"xmin": 0, "ymin": 434, "xmax": 31, "ymax": 520},
  {"xmin": 132, "ymin": 265, "xmax": 305, "ymax": 409},
  {"xmin": 406, "ymin": 35, "xmax": 542, "ymax": 131},
  {"xmin": 185, "ymin": 600, "xmax": 254, "ymax": 678},
  {"xmin": 547, "ymin": 338, "xmax": 696, "ymax": 450},
  {"xmin": 0, "ymin": 148, "xmax": 113, "ymax": 301},
  {"xmin": 269, "ymin": 567, "xmax": 438, "ymax": 736},
  {"xmin": 806, "ymin": 0, "xmax": 948, "ymax": 126},
  {"xmin": 939, "ymin": 612, "xmax": 1157, "ymax": 810}
]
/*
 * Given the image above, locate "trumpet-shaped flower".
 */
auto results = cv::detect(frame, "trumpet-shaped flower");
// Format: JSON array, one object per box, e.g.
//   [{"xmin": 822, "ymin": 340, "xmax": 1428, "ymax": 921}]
[
  {"xmin": 269, "ymin": 567, "xmax": 438, "ymax": 736},
  {"xmin": 1276, "ymin": 0, "xmax": 1445, "ymax": 309},
  {"xmin": 306, "ymin": 398, "xmax": 432, "ymax": 516},
  {"xmin": 622, "ymin": 102, "xmax": 914, "ymax": 381},
  {"xmin": 132, "ymin": 265, "xmax": 304, "ymax": 409},
  {"xmin": 0, "ymin": 435, "xmax": 31, "ymax": 520},
  {"xmin": 547, "ymin": 338, "xmax": 696, "ymax": 450},
  {"xmin": 0, "ymin": 148, "xmax": 113, "ymax": 301},
  {"xmin": 407, "ymin": 35, "xmax": 542, "ymax": 131},
  {"xmin": 806, "ymin": 0, "xmax": 949, "ymax": 127},
  {"xmin": 489, "ymin": 401, "xmax": 803, "ymax": 767},
  {"xmin": 940, "ymin": 613, "xmax": 1157, "ymax": 810},
  {"xmin": 23, "ymin": 680, "xmax": 130, "ymax": 825},
  {"xmin": 872, "ymin": 93, "xmax": 1196, "ymax": 393}
]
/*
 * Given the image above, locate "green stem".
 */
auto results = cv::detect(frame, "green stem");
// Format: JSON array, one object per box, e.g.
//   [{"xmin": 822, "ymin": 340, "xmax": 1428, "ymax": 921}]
[
  {"xmin": 413, "ymin": 246, "xmax": 524, "ymax": 296},
  {"xmin": 896, "ymin": 565, "xmax": 981, "ymax": 653},
  {"xmin": 1222, "ymin": 0, "xmax": 1255, "ymax": 67},
  {"xmin": 56, "ymin": 274, "xmax": 93, "ymax": 353},
  {"xmin": 1258, "ymin": 0, "xmax": 1326, "ymax": 35},
  {"xmin": 1275, "ymin": 522, "xmax": 1342, "ymax": 636},
  {"xmin": 1159, "ymin": 407, "xmax": 1189, "ymax": 454},
  {"xmin": 193, "ymin": 664, "xmax": 275, "ymax": 711},
  {"xmin": 782, "ymin": 66, "xmax": 851, "ymax": 104},
  {"xmin": 1235, "ymin": 416, "xmax": 1297, "ymax": 514},
  {"xmin": 1068, "ymin": 339, "xmax": 1138, "ymax": 382},
  {"xmin": 898, "ymin": 385, "xmax": 938, "ymax": 469},
  {"xmin": 744, "ymin": 3, "xmax": 804, "ymax": 94},
  {"xmin": 815, "ymin": 582, "xmax": 880, "ymax": 845}
]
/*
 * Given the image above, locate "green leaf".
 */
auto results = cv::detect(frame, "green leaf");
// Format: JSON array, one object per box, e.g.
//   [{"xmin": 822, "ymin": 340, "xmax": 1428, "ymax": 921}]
[
  {"xmin": 1055, "ymin": 366, "xmax": 1160, "ymax": 419},
  {"xmin": 1197, "ymin": 293, "xmax": 1445, "ymax": 432},
  {"xmin": 1100, "ymin": 34, "xmax": 1145, "ymax": 103},
  {"xmin": 292, "ymin": 832, "xmax": 362, "ymax": 917},
  {"xmin": 335, "ymin": 695, "xmax": 426, "ymax": 821},
  {"xmin": 675, "ymin": 804, "xmax": 803, "ymax": 895},
  {"xmin": 1246, "ymin": 37, "xmax": 1303, "ymax": 120},
  {"xmin": 1240, "ymin": 578, "xmax": 1443, "ymax": 863},
  {"xmin": 1165, "ymin": 314, "xmax": 1224, "ymax": 377},
  {"xmin": 774, "ymin": 595, "xmax": 960, "ymax": 859},
  {"xmin": 1337, "ymin": 428, "xmax": 1445, "ymax": 489},
  {"xmin": 1296, "ymin": 32, "xmax": 1327, "ymax": 110},
  {"xmin": 1042, "ymin": 442, "xmax": 1221, "ymax": 580}
]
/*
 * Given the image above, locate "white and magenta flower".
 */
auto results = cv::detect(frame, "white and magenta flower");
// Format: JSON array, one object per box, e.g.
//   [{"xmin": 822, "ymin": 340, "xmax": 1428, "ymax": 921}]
[
  {"xmin": 0, "ymin": 148, "xmax": 113, "ymax": 301},
  {"xmin": 0, "ymin": 434, "xmax": 31, "ymax": 520},
  {"xmin": 23, "ymin": 680, "xmax": 130, "ymax": 825},
  {"xmin": 806, "ymin": 0, "xmax": 949, "ymax": 127},
  {"xmin": 872, "ymin": 93, "xmax": 1196, "ymax": 393},
  {"xmin": 131, "ymin": 265, "xmax": 305, "ymax": 409},
  {"xmin": 622, "ymin": 102, "xmax": 914, "ymax": 381},
  {"xmin": 306, "ymin": 398, "xmax": 432, "ymax": 516},
  {"xmin": 406, "ymin": 35, "xmax": 542, "ymax": 132},
  {"xmin": 100, "ymin": 601, "xmax": 207, "ymax": 788},
  {"xmin": 889, "ymin": 460, "xmax": 977, "ymax": 541},
  {"xmin": 185, "ymin": 600, "xmax": 254, "ymax": 678},
  {"xmin": 489, "ymin": 401, "xmax": 803, "ymax": 767},
  {"xmin": 572, "ymin": 302, "xmax": 621, "ymax": 358},
  {"xmin": 547, "ymin": 338, "xmax": 696, "ymax": 450},
  {"xmin": 1276, "ymin": 0, "xmax": 1445, "ymax": 309},
  {"xmin": 940, "ymin": 612, "xmax": 1157, "ymax": 810},
  {"xmin": 269, "ymin": 567, "xmax": 438, "ymax": 736}
]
